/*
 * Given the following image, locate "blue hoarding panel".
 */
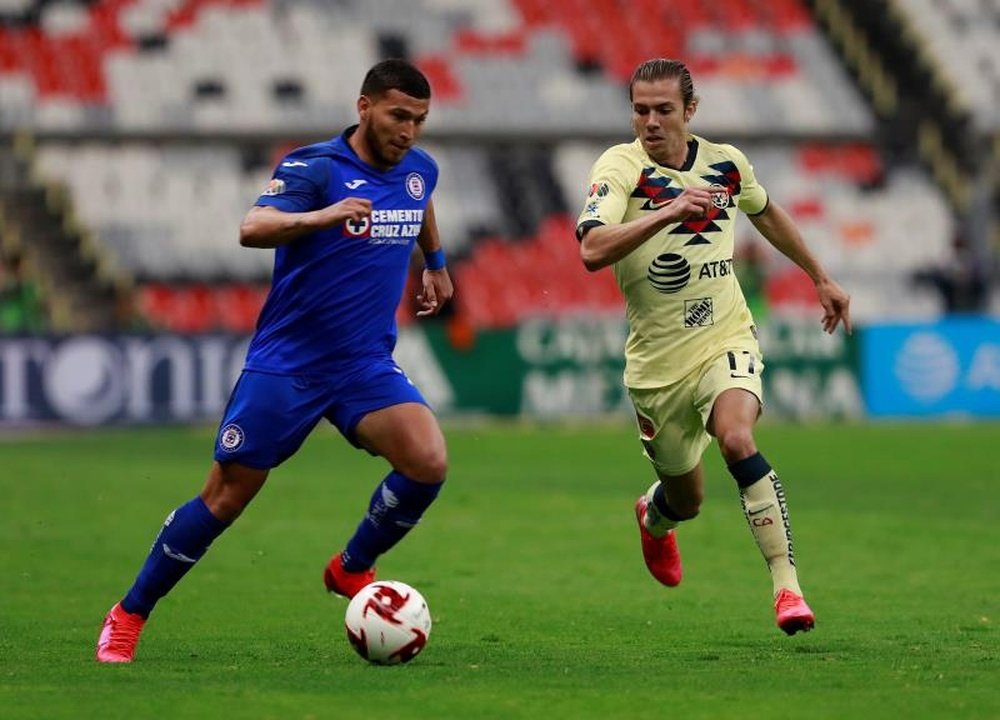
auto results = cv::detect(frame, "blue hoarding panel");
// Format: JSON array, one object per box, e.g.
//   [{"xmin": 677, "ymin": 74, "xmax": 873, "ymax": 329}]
[{"xmin": 862, "ymin": 318, "xmax": 1000, "ymax": 417}]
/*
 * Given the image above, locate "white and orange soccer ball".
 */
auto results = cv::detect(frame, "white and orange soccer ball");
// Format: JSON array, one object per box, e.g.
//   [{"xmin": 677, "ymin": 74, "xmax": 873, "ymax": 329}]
[{"xmin": 344, "ymin": 581, "xmax": 432, "ymax": 665}]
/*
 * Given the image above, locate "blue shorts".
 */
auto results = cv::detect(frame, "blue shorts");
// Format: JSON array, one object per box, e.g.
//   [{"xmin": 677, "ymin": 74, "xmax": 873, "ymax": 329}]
[{"xmin": 213, "ymin": 359, "xmax": 428, "ymax": 469}]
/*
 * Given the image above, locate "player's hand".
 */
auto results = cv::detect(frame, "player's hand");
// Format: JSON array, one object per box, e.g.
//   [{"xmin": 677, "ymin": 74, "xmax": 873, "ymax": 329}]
[
  {"xmin": 416, "ymin": 266, "xmax": 454, "ymax": 317},
  {"xmin": 654, "ymin": 187, "xmax": 719, "ymax": 223},
  {"xmin": 816, "ymin": 278, "xmax": 852, "ymax": 335},
  {"xmin": 319, "ymin": 197, "xmax": 372, "ymax": 227}
]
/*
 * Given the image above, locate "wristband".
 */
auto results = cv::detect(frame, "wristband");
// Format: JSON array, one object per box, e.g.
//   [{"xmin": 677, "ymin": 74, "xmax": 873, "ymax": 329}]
[{"xmin": 423, "ymin": 248, "xmax": 446, "ymax": 270}]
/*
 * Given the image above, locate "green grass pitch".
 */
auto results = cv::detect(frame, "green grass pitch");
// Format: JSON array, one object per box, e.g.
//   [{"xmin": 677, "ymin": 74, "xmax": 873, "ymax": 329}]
[{"xmin": 1, "ymin": 421, "xmax": 997, "ymax": 719}]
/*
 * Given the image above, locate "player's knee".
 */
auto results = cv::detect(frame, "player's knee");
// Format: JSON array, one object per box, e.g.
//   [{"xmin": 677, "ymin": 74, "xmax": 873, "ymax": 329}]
[
  {"xmin": 202, "ymin": 463, "xmax": 267, "ymax": 522},
  {"xmin": 398, "ymin": 447, "xmax": 448, "ymax": 485},
  {"xmin": 716, "ymin": 427, "xmax": 757, "ymax": 464}
]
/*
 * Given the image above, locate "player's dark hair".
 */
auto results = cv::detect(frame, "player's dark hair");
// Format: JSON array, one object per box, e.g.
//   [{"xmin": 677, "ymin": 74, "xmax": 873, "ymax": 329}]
[
  {"xmin": 361, "ymin": 58, "xmax": 431, "ymax": 100},
  {"xmin": 629, "ymin": 58, "xmax": 696, "ymax": 106}
]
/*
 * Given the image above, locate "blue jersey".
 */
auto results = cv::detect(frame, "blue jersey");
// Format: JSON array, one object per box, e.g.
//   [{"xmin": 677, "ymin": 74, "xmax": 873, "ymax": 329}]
[{"xmin": 246, "ymin": 126, "xmax": 438, "ymax": 374}]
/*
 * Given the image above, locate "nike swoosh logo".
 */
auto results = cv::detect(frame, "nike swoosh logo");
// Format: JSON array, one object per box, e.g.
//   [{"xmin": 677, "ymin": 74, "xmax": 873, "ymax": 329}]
[
  {"xmin": 162, "ymin": 544, "xmax": 197, "ymax": 563},
  {"xmin": 344, "ymin": 179, "xmax": 367, "ymax": 189},
  {"xmin": 282, "ymin": 161, "xmax": 309, "ymax": 168},
  {"xmin": 747, "ymin": 506, "xmax": 771, "ymax": 516}
]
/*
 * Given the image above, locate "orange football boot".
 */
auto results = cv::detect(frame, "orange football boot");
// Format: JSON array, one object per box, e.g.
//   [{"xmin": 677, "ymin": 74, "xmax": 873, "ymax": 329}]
[
  {"xmin": 634, "ymin": 496, "xmax": 683, "ymax": 587},
  {"xmin": 775, "ymin": 588, "xmax": 816, "ymax": 635},
  {"xmin": 96, "ymin": 603, "xmax": 146, "ymax": 663},
  {"xmin": 324, "ymin": 552, "xmax": 376, "ymax": 598}
]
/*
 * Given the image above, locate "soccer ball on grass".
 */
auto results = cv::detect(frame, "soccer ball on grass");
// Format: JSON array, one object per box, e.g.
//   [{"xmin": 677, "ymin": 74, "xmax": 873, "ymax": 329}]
[{"xmin": 344, "ymin": 580, "xmax": 431, "ymax": 665}]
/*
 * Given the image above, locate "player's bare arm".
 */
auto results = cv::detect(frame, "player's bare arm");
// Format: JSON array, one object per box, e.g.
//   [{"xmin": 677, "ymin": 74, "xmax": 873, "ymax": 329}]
[
  {"xmin": 414, "ymin": 199, "xmax": 453, "ymax": 317},
  {"xmin": 749, "ymin": 200, "xmax": 852, "ymax": 335},
  {"xmin": 239, "ymin": 199, "xmax": 372, "ymax": 248},
  {"xmin": 580, "ymin": 187, "xmax": 716, "ymax": 271}
]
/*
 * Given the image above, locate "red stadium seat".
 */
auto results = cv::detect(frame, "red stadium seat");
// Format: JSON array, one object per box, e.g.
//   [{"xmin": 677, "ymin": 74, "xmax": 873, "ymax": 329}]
[
  {"xmin": 448, "ymin": 213, "xmax": 624, "ymax": 328},
  {"xmin": 0, "ymin": 29, "xmax": 20, "ymax": 73},
  {"xmin": 137, "ymin": 284, "xmax": 178, "ymax": 330},
  {"xmin": 215, "ymin": 284, "xmax": 266, "ymax": 332},
  {"xmin": 510, "ymin": 0, "xmax": 552, "ymax": 27},
  {"xmin": 765, "ymin": 268, "xmax": 819, "ymax": 308},
  {"xmin": 454, "ymin": 29, "xmax": 527, "ymax": 56},
  {"xmin": 172, "ymin": 285, "xmax": 216, "ymax": 333},
  {"xmin": 768, "ymin": 0, "xmax": 813, "ymax": 32},
  {"xmin": 719, "ymin": 0, "xmax": 762, "ymax": 31},
  {"xmin": 414, "ymin": 55, "xmax": 464, "ymax": 102},
  {"xmin": 789, "ymin": 197, "xmax": 825, "ymax": 220}
]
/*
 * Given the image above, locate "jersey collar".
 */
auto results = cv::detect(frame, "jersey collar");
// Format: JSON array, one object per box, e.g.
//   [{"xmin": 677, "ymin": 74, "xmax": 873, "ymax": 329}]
[
  {"xmin": 336, "ymin": 124, "xmax": 361, "ymax": 160},
  {"xmin": 679, "ymin": 137, "xmax": 698, "ymax": 171},
  {"xmin": 637, "ymin": 136, "xmax": 699, "ymax": 172}
]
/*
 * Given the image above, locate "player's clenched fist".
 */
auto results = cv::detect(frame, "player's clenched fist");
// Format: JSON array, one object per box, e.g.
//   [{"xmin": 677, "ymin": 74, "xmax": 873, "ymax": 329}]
[
  {"xmin": 654, "ymin": 187, "xmax": 719, "ymax": 222},
  {"xmin": 321, "ymin": 197, "xmax": 372, "ymax": 225}
]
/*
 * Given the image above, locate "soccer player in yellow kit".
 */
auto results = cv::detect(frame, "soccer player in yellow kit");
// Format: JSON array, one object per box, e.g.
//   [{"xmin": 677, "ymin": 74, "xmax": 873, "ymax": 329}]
[{"xmin": 576, "ymin": 58, "xmax": 851, "ymax": 634}]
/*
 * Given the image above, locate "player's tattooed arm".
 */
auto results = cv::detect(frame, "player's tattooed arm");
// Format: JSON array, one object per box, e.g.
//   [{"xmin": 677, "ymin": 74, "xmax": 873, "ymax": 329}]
[{"xmin": 239, "ymin": 199, "xmax": 372, "ymax": 248}]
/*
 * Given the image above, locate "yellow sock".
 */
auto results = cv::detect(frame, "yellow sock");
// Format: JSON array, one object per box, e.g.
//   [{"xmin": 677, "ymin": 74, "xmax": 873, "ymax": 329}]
[{"xmin": 741, "ymin": 472, "xmax": 802, "ymax": 597}]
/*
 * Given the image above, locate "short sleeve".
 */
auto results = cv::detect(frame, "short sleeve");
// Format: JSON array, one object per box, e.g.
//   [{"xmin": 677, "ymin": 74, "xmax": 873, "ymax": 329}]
[
  {"xmin": 254, "ymin": 152, "xmax": 328, "ymax": 213},
  {"xmin": 575, "ymin": 147, "xmax": 637, "ymax": 239},
  {"xmin": 728, "ymin": 145, "xmax": 768, "ymax": 216}
]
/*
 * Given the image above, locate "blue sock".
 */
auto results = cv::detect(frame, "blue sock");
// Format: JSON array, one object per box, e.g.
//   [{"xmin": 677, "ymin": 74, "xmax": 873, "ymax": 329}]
[
  {"xmin": 121, "ymin": 496, "xmax": 229, "ymax": 618},
  {"xmin": 652, "ymin": 483, "xmax": 685, "ymax": 522},
  {"xmin": 341, "ymin": 471, "xmax": 442, "ymax": 572}
]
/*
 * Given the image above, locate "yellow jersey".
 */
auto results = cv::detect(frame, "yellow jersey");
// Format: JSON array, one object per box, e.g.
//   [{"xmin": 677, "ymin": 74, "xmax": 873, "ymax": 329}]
[{"xmin": 577, "ymin": 135, "xmax": 769, "ymax": 388}]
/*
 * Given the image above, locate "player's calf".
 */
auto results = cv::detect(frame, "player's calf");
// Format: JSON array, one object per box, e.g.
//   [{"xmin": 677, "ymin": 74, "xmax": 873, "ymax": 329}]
[
  {"xmin": 729, "ymin": 453, "xmax": 803, "ymax": 597},
  {"xmin": 341, "ymin": 471, "xmax": 442, "ymax": 572}
]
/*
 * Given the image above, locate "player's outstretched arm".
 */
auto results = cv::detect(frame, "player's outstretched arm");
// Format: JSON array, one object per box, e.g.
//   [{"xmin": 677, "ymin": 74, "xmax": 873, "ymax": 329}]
[
  {"xmin": 239, "ymin": 199, "xmax": 372, "ymax": 249},
  {"xmin": 415, "ymin": 199, "xmax": 453, "ymax": 317},
  {"xmin": 749, "ymin": 201, "xmax": 852, "ymax": 335},
  {"xmin": 580, "ymin": 187, "xmax": 716, "ymax": 270}
]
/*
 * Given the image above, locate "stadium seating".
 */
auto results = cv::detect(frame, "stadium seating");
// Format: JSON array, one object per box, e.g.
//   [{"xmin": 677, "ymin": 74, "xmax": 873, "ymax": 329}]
[
  {"xmin": 0, "ymin": 0, "xmax": 873, "ymax": 136},
  {"xmin": 136, "ymin": 281, "xmax": 267, "ymax": 332},
  {"xmin": 3, "ymin": 0, "xmax": 971, "ymax": 329},
  {"xmin": 894, "ymin": 0, "xmax": 1000, "ymax": 133}
]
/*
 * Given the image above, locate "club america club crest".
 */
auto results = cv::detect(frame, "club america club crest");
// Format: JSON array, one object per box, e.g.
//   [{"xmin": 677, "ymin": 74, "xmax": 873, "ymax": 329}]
[
  {"xmin": 219, "ymin": 424, "xmax": 245, "ymax": 452},
  {"xmin": 405, "ymin": 172, "xmax": 425, "ymax": 200},
  {"xmin": 710, "ymin": 183, "xmax": 730, "ymax": 209}
]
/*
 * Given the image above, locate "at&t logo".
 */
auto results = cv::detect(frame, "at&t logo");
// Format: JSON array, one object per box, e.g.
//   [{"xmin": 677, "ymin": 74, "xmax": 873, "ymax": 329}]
[
  {"xmin": 894, "ymin": 332, "xmax": 959, "ymax": 402},
  {"xmin": 647, "ymin": 253, "xmax": 691, "ymax": 294}
]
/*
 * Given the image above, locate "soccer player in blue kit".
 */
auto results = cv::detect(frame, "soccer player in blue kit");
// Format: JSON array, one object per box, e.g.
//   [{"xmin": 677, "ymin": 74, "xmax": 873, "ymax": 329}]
[{"xmin": 97, "ymin": 59, "xmax": 454, "ymax": 663}]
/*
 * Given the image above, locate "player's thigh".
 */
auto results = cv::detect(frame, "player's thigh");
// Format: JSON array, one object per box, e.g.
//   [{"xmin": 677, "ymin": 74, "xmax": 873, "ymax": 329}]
[
  {"xmin": 214, "ymin": 371, "xmax": 327, "ymax": 469},
  {"xmin": 355, "ymin": 402, "xmax": 447, "ymax": 482},
  {"xmin": 695, "ymin": 348, "xmax": 764, "ymax": 436},
  {"xmin": 629, "ymin": 380, "xmax": 709, "ymax": 477},
  {"xmin": 327, "ymin": 359, "xmax": 446, "ymax": 480}
]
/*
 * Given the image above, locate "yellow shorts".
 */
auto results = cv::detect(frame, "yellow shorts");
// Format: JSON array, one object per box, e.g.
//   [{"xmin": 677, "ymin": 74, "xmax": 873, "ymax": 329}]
[{"xmin": 628, "ymin": 347, "xmax": 764, "ymax": 476}]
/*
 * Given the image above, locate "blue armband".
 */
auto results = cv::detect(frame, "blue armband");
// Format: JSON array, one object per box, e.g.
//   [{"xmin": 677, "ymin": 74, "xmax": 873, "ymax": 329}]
[{"xmin": 423, "ymin": 248, "xmax": 446, "ymax": 270}]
